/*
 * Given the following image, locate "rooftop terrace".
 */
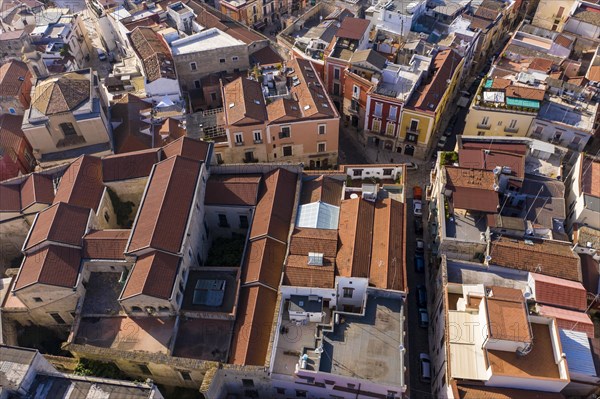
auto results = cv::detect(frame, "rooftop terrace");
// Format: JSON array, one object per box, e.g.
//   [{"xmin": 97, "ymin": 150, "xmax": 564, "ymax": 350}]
[{"xmin": 538, "ymin": 95, "xmax": 598, "ymax": 132}]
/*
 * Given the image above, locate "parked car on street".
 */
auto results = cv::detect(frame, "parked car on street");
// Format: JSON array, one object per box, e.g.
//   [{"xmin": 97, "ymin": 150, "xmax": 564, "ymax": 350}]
[
  {"xmin": 414, "ymin": 218, "xmax": 423, "ymax": 235},
  {"xmin": 416, "ymin": 239, "xmax": 425, "ymax": 253},
  {"xmin": 406, "ymin": 162, "xmax": 418, "ymax": 170},
  {"xmin": 413, "ymin": 185, "xmax": 422, "ymax": 200},
  {"xmin": 97, "ymin": 48, "xmax": 107, "ymax": 61},
  {"xmin": 437, "ymin": 136, "xmax": 447, "ymax": 149},
  {"xmin": 413, "ymin": 200, "xmax": 422, "ymax": 216},
  {"xmin": 418, "ymin": 308, "xmax": 429, "ymax": 328},
  {"xmin": 419, "ymin": 353, "xmax": 431, "ymax": 382},
  {"xmin": 414, "ymin": 254, "xmax": 425, "ymax": 273},
  {"xmin": 416, "ymin": 285, "xmax": 427, "ymax": 307}
]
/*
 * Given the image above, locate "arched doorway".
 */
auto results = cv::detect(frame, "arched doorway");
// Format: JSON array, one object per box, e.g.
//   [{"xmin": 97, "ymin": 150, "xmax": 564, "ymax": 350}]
[{"xmin": 404, "ymin": 145, "xmax": 415, "ymax": 156}]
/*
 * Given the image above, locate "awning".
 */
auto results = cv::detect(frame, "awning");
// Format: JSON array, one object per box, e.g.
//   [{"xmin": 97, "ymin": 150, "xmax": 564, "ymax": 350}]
[{"xmin": 506, "ymin": 97, "xmax": 540, "ymax": 109}]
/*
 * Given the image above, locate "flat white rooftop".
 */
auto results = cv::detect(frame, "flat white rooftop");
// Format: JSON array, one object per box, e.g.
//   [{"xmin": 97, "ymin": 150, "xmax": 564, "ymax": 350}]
[{"xmin": 170, "ymin": 28, "xmax": 244, "ymax": 55}]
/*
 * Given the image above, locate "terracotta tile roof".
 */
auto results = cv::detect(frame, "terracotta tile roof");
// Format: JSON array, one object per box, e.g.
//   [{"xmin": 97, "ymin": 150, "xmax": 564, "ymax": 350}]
[
  {"xmin": 489, "ymin": 237, "xmax": 581, "ymax": 282},
  {"xmin": 283, "ymin": 257, "xmax": 335, "ymax": 288},
  {"xmin": 490, "ymin": 78, "xmax": 512, "ymax": 89},
  {"xmin": 486, "ymin": 294, "xmax": 532, "ymax": 342},
  {"xmin": 14, "ymin": 245, "xmax": 81, "ymax": 291},
  {"xmin": 83, "ymin": 229, "xmax": 130, "ymax": 260},
  {"xmin": 128, "ymin": 156, "xmax": 201, "ymax": 255},
  {"xmin": 290, "ymin": 58, "xmax": 337, "ymax": 120},
  {"xmin": 0, "ymin": 183, "xmax": 21, "ymax": 211},
  {"xmin": 31, "ymin": 71, "xmax": 90, "ymax": 115},
  {"xmin": 529, "ymin": 58, "xmax": 554, "ymax": 73},
  {"xmin": 468, "ymin": 15, "xmax": 493, "ymax": 31},
  {"xmin": 188, "ymin": 0, "xmax": 267, "ymax": 45},
  {"xmin": 0, "ymin": 114, "xmax": 30, "ymax": 181},
  {"xmin": 129, "ymin": 27, "xmax": 176, "ymax": 82},
  {"xmin": 249, "ymin": 168, "xmax": 297, "ymax": 243},
  {"xmin": 458, "ymin": 150, "xmax": 525, "ymax": 179},
  {"xmin": 223, "ymin": 77, "xmax": 268, "ymax": 126},
  {"xmin": 409, "ymin": 49, "xmax": 462, "ymax": 112},
  {"xmin": 554, "ymin": 34, "xmax": 573, "ymax": 48},
  {"xmin": 538, "ymin": 305, "xmax": 594, "ymax": 338},
  {"xmin": 230, "ymin": 285, "xmax": 278, "ymax": 365},
  {"xmin": 242, "ymin": 237, "xmax": 287, "ymax": 289},
  {"xmin": 102, "ymin": 148, "xmax": 162, "ymax": 182},
  {"xmin": 336, "ymin": 198, "xmax": 375, "ymax": 278},
  {"xmin": 370, "ymin": 199, "xmax": 405, "ymax": 291},
  {"xmin": 587, "ymin": 65, "xmax": 600, "ymax": 82},
  {"xmin": 20, "ymin": 173, "xmax": 54, "ymax": 210},
  {"xmin": 487, "ymin": 323, "xmax": 561, "ymax": 379},
  {"xmin": 251, "ymin": 45, "xmax": 283, "ymax": 66},
  {"xmin": 161, "ymin": 137, "xmax": 211, "ymax": 162},
  {"xmin": 24, "ymin": 202, "xmax": 90, "ymax": 252},
  {"xmin": 288, "ymin": 227, "xmax": 338, "ymax": 258},
  {"xmin": 110, "ymin": 94, "xmax": 153, "ymax": 154},
  {"xmin": 266, "ymin": 97, "xmax": 303, "ymax": 123},
  {"xmin": 336, "ymin": 17, "xmax": 370, "ymax": 40},
  {"xmin": 446, "ymin": 167, "xmax": 499, "ymax": 213},
  {"xmin": 505, "ymin": 85, "xmax": 545, "ymax": 101},
  {"xmin": 120, "ymin": 251, "xmax": 180, "ymax": 300},
  {"xmin": 0, "ymin": 60, "xmax": 29, "ymax": 97},
  {"xmin": 581, "ymin": 156, "xmax": 600, "ymax": 198},
  {"xmin": 461, "ymin": 142, "xmax": 528, "ymax": 155},
  {"xmin": 53, "ymin": 155, "xmax": 104, "ymax": 211},
  {"xmin": 530, "ymin": 272, "xmax": 587, "ymax": 311},
  {"xmin": 204, "ymin": 174, "xmax": 262, "ymax": 206},
  {"xmin": 300, "ymin": 175, "xmax": 344, "ymax": 206},
  {"xmin": 455, "ymin": 383, "xmax": 566, "ymax": 399}
]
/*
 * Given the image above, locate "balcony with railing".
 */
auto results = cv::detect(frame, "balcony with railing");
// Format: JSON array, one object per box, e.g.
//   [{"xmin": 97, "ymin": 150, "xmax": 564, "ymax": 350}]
[
  {"xmin": 477, "ymin": 123, "xmax": 491, "ymax": 130},
  {"xmin": 503, "ymin": 126, "xmax": 519, "ymax": 133}
]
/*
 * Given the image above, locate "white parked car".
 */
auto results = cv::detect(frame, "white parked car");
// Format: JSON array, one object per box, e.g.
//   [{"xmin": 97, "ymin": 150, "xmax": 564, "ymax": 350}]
[
  {"xmin": 437, "ymin": 136, "xmax": 447, "ymax": 149},
  {"xmin": 413, "ymin": 200, "xmax": 422, "ymax": 216},
  {"xmin": 420, "ymin": 353, "xmax": 431, "ymax": 382}
]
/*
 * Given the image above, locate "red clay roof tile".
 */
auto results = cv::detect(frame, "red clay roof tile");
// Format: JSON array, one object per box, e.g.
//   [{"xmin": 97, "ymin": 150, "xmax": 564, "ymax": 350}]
[
  {"xmin": 121, "ymin": 251, "xmax": 180, "ymax": 300},
  {"xmin": 14, "ymin": 245, "xmax": 81, "ymax": 291},
  {"xmin": 83, "ymin": 229, "xmax": 130, "ymax": 260},
  {"xmin": 204, "ymin": 174, "xmax": 262, "ymax": 206},
  {"xmin": 242, "ymin": 236, "xmax": 287, "ymax": 289},
  {"xmin": 53, "ymin": 155, "xmax": 104, "ymax": 211},
  {"xmin": 530, "ymin": 272, "xmax": 587, "ymax": 311},
  {"xmin": 24, "ymin": 202, "xmax": 90, "ymax": 252},
  {"xmin": 128, "ymin": 156, "xmax": 201, "ymax": 255},
  {"xmin": 19, "ymin": 173, "xmax": 54, "ymax": 210},
  {"xmin": 102, "ymin": 148, "xmax": 161, "ymax": 182}
]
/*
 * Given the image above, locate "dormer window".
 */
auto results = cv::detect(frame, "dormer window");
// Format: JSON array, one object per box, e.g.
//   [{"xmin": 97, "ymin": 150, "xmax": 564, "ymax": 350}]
[{"xmin": 308, "ymin": 252, "xmax": 324, "ymax": 266}]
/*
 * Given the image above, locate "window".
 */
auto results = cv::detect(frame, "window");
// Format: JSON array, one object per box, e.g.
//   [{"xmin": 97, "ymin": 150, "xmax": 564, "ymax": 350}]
[
  {"xmin": 138, "ymin": 364, "xmax": 152, "ymax": 375},
  {"xmin": 232, "ymin": 56, "xmax": 239, "ymax": 62},
  {"xmin": 218, "ymin": 214, "xmax": 229, "ymax": 227},
  {"xmin": 158, "ymin": 306, "xmax": 170, "ymax": 312},
  {"xmin": 194, "ymin": 80, "xmax": 201, "ymax": 89},
  {"xmin": 324, "ymin": 379, "xmax": 335, "ymax": 385},
  {"xmin": 253, "ymin": 131, "xmax": 262, "ymax": 143},
  {"xmin": 239, "ymin": 215, "xmax": 249, "ymax": 228},
  {"xmin": 333, "ymin": 82, "xmax": 340, "ymax": 96},
  {"xmin": 276, "ymin": 387, "xmax": 286, "ymax": 394},
  {"xmin": 190, "ymin": 62, "xmax": 197, "ymax": 71},
  {"xmin": 318, "ymin": 142, "xmax": 326, "ymax": 153},
  {"xmin": 295, "ymin": 390, "xmax": 307, "ymax": 398},
  {"xmin": 180, "ymin": 370, "xmax": 192, "ymax": 381},
  {"xmin": 371, "ymin": 118, "xmax": 381, "ymax": 132},
  {"xmin": 477, "ymin": 131, "xmax": 485, "ymax": 136},
  {"xmin": 347, "ymin": 383, "xmax": 356, "ymax": 389},
  {"xmin": 244, "ymin": 151, "xmax": 255, "ymax": 162},
  {"xmin": 343, "ymin": 287, "xmax": 354, "ymax": 298},
  {"xmin": 219, "ymin": 58, "xmax": 226, "ymax": 63},
  {"xmin": 210, "ymin": 92, "xmax": 218, "ymax": 102},
  {"xmin": 386, "ymin": 122, "xmax": 396, "ymax": 136},
  {"xmin": 318, "ymin": 124, "xmax": 326, "ymax": 135},
  {"xmin": 481, "ymin": 116, "xmax": 489, "ymax": 126},
  {"xmin": 242, "ymin": 379, "xmax": 254, "ymax": 387},
  {"xmin": 352, "ymin": 84, "xmax": 360, "ymax": 98},
  {"xmin": 409, "ymin": 119, "xmax": 419, "ymax": 132},
  {"xmin": 333, "ymin": 67, "xmax": 340, "ymax": 80},
  {"xmin": 33, "ymin": 297, "xmax": 43, "ymax": 303},
  {"xmin": 509, "ymin": 119, "xmax": 517, "ymax": 129},
  {"xmin": 131, "ymin": 306, "xmax": 143, "ymax": 312},
  {"xmin": 383, "ymin": 168, "xmax": 393, "ymax": 176},
  {"xmin": 374, "ymin": 102, "xmax": 383, "ymax": 117},
  {"xmin": 49, "ymin": 313, "xmax": 66, "ymax": 324},
  {"xmin": 353, "ymin": 169, "xmax": 363, "ymax": 177},
  {"xmin": 234, "ymin": 132, "xmax": 244, "ymax": 145},
  {"xmin": 104, "ymin": 211, "xmax": 110, "ymax": 222},
  {"xmin": 389, "ymin": 106, "xmax": 398, "ymax": 120},
  {"xmin": 279, "ymin": 126, "xmax": 290, "ymax": 138},
  {"xmin": 283, "ymin": 145, "xmax": 292, "ymax": 157},
  {"xmin": 59, "ymin": 122, "xmax": 77, "ymax": 137},
  {"xmin": 216, "ymin": 153, "xmax": 223, "ymax": 164}
]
